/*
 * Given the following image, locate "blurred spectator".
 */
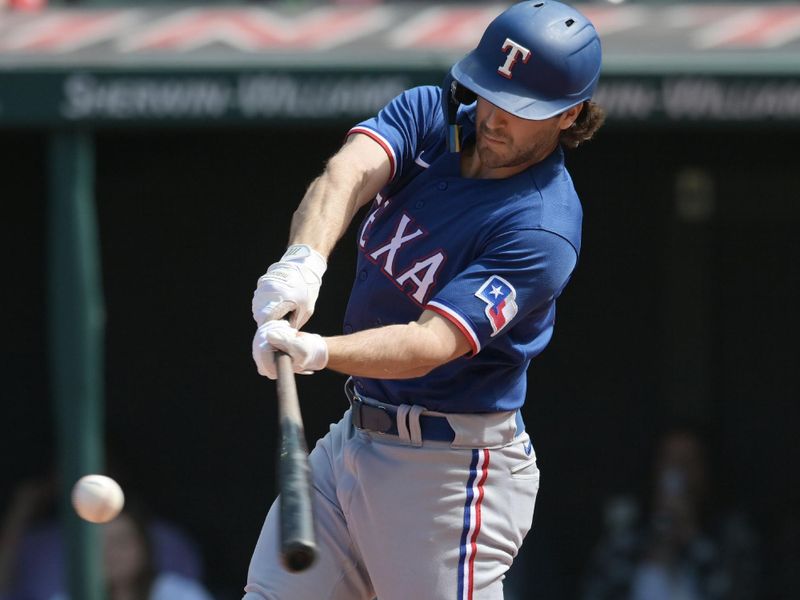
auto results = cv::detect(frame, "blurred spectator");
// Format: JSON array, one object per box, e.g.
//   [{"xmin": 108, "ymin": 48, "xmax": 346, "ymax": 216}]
[
  {"xmin": 0, "ymin": 474, "xmax": 206, "ymax": 600},
  {"xmin": 582, "ymin": 427, "xmax": 760, "ymax": 600},
  {"xmin": 50, "ymin": 505, "xmax": 213, "ymax": 600}
]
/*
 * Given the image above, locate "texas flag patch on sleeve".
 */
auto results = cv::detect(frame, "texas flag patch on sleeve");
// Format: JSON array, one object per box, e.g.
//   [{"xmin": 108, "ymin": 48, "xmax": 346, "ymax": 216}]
[{"xmin": 475, "ymin": 275, "xmax": 518, "ymax": 336}]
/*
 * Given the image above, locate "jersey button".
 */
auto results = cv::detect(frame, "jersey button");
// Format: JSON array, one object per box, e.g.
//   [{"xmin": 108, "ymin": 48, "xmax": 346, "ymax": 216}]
[
  {"xmin": 344, "ymin": 324, "xmax": 353, "ymax": 334},
  {"xmin": 358, "ymin": 270, "xmax": 368, "ymax": 281},
  {"xmin": 415, "ymin": 201, "xmax": 424, "ymax": 209},
  {"xmin": 437, "ymin": 182, "xmax": 448, "ymax": 191}
]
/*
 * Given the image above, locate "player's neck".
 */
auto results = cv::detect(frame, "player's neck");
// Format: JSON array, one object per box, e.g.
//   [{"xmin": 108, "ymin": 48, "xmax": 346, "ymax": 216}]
[{"xmin": 460, "ymin": 140, "xmax": 553, "ymax": 180}]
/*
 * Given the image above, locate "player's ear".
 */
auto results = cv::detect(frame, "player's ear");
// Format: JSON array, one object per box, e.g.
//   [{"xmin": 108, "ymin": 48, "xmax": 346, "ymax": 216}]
[{"xmin": 558, "ymin": 103, "xmax": 584, "ymax": 131}]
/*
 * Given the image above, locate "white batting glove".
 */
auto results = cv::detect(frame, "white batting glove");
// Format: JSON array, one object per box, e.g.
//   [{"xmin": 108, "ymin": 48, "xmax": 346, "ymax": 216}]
[
  {"xmin": 252, "ymin": 320, "xmax": 329, "ymax": 379},
  {"xmin": 252, "ymin": 245, "xmax": 327, "ymax": 329}
]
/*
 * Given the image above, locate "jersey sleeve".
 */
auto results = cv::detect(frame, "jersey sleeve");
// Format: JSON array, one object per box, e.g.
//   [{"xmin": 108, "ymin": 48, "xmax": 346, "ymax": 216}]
[
  {"xmin": 347, "ymin": 86, "xmax": 442, "ymax": 183},
  {"xmin": 426, "ymin": 229, "xmax": 578, "ymax": 356}
]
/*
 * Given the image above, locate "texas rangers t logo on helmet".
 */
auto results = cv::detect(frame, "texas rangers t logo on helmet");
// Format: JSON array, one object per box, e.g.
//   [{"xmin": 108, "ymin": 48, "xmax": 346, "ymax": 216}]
[
  {"xmin": 475, "ymin": 275, "xmax": 518, "ymax": 336},
  {"xmin": 497, "ymin": 38, "xmax": 531, "ymax": 79}
]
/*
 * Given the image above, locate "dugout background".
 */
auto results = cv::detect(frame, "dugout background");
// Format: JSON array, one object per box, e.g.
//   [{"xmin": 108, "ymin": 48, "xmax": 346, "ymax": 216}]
[{"xmin": 3, "ymin": 122, "xmax": 799, "ymax": 598}]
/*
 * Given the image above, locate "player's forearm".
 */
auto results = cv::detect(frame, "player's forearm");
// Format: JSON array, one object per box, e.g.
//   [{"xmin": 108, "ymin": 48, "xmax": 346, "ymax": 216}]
[
  {"xmin": 288, "ymin": 136, "xmax": 389, "ymax": 257},
  {"xmin": 288, "ymin": 163, "xmax": 365, "ymax": 258},
  {"xmin": 324, "ymin": 322, "xmax": 457, "ymax": 379}
]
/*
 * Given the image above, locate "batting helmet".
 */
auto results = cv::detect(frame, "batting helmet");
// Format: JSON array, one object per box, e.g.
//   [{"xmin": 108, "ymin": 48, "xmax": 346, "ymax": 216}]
[{"xmin": 443, "ymin": 0, "xmax": 602, "ymax": 149}]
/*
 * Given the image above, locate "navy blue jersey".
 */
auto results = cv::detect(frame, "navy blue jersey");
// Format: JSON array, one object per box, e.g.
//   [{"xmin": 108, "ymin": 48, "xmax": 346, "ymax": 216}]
[{"xmin": 343, "ymin": 85, "xmax": 582, "ymax": 413}]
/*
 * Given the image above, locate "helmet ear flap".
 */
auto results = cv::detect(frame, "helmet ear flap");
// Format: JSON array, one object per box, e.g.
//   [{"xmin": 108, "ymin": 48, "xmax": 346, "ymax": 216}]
[
  {"xmin": 441, "ymin": 71, "xmax": 477, "ymax": 153},
  {"xmin": 453, "ymin": 84, "xmax": 477, "ymax": 106}
]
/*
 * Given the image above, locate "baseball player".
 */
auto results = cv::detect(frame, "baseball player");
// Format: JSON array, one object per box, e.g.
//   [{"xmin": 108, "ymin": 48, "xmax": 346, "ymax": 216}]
[{"xmin": 245, "ymin": 2, "xmax": 604, "ymax": 598}]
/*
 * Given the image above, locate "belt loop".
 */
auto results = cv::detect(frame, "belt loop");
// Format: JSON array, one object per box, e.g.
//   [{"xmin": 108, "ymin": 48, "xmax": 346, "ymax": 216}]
[
  {"xmin": 408, "ymin": 405, "xmax": 425, "ymax": 447},
  {"xmin": 396, "ymin": 405, "xmax": 411, "ymax": 443},
  {"xmin": 345, "ymin": 378, "xmax": 359, "ymax": 428}
]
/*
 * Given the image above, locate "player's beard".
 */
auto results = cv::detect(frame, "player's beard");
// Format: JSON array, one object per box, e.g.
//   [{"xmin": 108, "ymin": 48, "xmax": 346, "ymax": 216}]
[{"xmin": 476, "ymin": 123, "xmax": 560, "ymax": 170}]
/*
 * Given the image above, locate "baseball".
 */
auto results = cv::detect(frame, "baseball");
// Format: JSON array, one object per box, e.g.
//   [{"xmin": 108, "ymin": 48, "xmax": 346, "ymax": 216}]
[{"xmin": 71, "ymin": 474, "xmax": 125, "ymax": 523}]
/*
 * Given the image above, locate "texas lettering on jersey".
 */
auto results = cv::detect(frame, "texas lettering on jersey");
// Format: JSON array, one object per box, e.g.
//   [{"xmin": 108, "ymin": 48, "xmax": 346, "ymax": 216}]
[{"xmin": 360, "ymin": 203, "xmax": 446, "ymax": 305}]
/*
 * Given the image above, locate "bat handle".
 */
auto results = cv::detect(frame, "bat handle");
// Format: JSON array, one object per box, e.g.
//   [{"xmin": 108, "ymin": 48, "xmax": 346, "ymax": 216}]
[{"xmin": 275, "ymin": 351, "xmax": 317, "ymax": 572}]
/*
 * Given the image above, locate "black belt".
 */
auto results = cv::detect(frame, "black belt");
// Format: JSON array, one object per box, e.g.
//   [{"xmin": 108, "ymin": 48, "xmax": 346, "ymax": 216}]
[
  {"xmin": 345, "ymin": 381, "xmax": 527, "ymax": 444},
  {"xmin": 345, "ymin": 381, "xmax": 457, "ymax": 442}
]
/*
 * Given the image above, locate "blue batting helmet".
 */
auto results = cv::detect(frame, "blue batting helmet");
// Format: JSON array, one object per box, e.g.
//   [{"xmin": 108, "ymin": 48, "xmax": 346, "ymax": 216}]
[{"xmin": 443, "ymin": 1, "xmax": 601, "ymax": 148}]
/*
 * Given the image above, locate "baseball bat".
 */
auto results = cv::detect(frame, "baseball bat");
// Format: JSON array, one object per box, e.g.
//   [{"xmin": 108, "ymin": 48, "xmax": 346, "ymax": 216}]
[{"xmin": 275, "ymin": 351, "xmax": 317, "ymax": 572}]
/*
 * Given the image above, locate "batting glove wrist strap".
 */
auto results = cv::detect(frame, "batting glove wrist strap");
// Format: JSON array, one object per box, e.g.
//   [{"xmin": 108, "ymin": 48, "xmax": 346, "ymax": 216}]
[
  {"xmin": 280, "ymin": 244, "xmax": 327, "ymax": 281},
  {"xmin": 252, "ymin": 245, "xmax": 327, "ymax": 328}
]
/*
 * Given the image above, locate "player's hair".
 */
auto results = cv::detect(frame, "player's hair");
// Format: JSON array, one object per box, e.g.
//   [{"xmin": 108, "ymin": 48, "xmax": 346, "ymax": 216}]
[{"xmin": 560, "ymin": 101, "xmax": 606, "ymax": 149}]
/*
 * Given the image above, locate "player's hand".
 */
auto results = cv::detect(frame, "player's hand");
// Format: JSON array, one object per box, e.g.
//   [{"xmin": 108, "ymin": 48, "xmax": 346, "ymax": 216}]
[
  {"xmin": 252, "ymin": 244, "xmax": 327, "ymax": 329},
  {"xmin": 252, "ymin": 320, "xmax": 329, "ymax": 379}
]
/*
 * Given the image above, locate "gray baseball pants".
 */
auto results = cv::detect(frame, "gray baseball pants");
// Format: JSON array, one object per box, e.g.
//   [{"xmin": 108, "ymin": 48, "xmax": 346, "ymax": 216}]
[{"xmin": 243, "ymin": 402, "xmax": 539, "ymax": 600}]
